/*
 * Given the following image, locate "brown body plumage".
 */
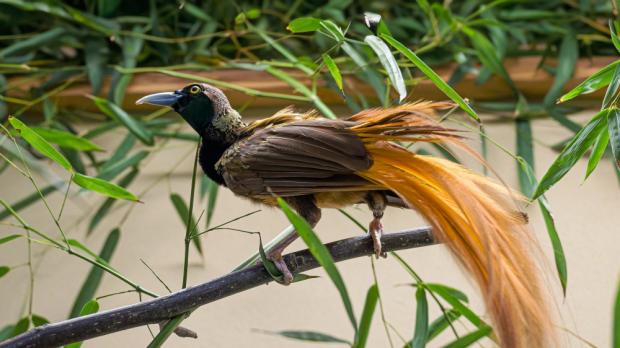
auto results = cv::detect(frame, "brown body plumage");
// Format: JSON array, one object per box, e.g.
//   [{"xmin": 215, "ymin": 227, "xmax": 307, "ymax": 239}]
[{"xmin": 138, "ymin": 84, "xmax": 554, "ymax": 348}]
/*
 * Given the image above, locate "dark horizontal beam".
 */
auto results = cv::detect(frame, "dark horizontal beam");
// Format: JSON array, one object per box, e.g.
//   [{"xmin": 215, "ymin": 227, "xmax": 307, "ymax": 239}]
[{"xmin": 1, "ymin": 227, "xmax": 434, "ymax": 348}]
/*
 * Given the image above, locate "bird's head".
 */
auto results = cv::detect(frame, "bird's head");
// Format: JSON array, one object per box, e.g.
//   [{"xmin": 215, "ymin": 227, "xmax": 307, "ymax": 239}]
[{"xmin": 136, "ymin": 83, "xmax": 231, "ymax": 134}]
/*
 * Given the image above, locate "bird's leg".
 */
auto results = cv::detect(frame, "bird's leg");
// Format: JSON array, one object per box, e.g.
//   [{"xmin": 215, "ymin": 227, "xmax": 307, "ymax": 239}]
[
  {"xmin": 267, "ymin": 195, "xmax": 321, "ymax": 285},
  {"xmin": 366, "ymin": 191, "xmax": 387, "ymax": 258}
]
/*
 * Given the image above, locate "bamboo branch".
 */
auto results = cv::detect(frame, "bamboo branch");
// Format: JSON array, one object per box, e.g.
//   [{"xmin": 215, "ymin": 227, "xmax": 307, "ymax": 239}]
[{"xmin": 1, "ymin": 227, "xmax": 435, "ymax": 348}]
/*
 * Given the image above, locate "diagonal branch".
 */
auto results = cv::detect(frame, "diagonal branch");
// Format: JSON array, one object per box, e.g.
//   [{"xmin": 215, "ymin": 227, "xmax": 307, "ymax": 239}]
[{"xmin": 1, "ymin": 227, "xmax": 435, "ymax": 348}]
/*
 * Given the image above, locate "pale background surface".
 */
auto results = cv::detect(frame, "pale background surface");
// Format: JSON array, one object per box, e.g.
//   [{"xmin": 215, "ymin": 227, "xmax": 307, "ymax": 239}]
[{"xmin": 1, "ymin": 109, "xmax": 619, "ymax": 347}]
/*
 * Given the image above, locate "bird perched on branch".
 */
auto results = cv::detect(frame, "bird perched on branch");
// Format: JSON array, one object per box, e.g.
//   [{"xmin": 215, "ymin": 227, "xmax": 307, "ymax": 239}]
[{"xmin": 137, "ymin": 83, "xmax": 553, "ymax": 348}]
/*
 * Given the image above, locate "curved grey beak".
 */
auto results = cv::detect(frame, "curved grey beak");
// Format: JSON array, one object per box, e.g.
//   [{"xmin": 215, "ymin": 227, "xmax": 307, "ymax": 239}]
[{"xmin": 135, "ymin": 92, "xmax": 181, "ymax": 106}]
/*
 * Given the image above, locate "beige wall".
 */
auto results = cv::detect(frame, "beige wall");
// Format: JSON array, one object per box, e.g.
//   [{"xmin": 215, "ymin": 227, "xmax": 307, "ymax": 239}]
[{"xmin": 0, "ymin": 109, "xmax": 618, "ymax": 347}]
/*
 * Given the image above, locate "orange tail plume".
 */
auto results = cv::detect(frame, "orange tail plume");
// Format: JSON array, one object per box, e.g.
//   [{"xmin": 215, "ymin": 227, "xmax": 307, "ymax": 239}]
[{"xmin": 349, "ymin": 103, "xmax": 554, "ymax": 348}]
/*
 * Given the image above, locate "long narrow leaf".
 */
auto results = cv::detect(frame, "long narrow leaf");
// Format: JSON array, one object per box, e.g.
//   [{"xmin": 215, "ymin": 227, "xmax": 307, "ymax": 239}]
[
  {"xmin": 364, "ymin": 35, "xmax": 406, "ymax": 102},
  {"xmin": 585, "ymin": 128, "xmax": 609, "ymax": 179},
  {"xmin": 90, "ymin": 96, "xmax": 154, "ymax": 146},
  {"xmin": 533, "ymin": 109, "xmax": 609, "ymax": 199},
  {"xmin": 322, "ymin": 54, "xmax": 343, "ymax": 92},
  {"xmin": 263, "ymin": 330, "xmax": 350, "ymax": 344},
  {"xmin": 426, "ymin": 310, "xmax": 461, "ymax": 343},
  {"xmin": 608, "ymin": 108, "xmax": 620, "ymax": 169},
  {"xmin": 443, "ymin": 326, "xmax": 492, "ymax": 348},
  {"xmin": 519, "ymin": 160, "xmax": 568, "ymax": 294},
  {"xmin": 544, "ymin": 32, "xmax": 577, "ymax": 107},
  {"xmin": 412, "ymin": 286, "xmax": 429, "ymax": 348},
  {"xmin": 277, "ymin": 197, "xmax": 357, "ymax": 331},
  {"xmin": 380, "ymin": 34, "xmax": 479, "ymax": 121},
  {"xmin": 516, "ymin": 118, "xmax": 535, "ymax": 195},
  {"xmin": 73, "ymin": 173, "xmax": 138, "ymax": 201},
  {"xmin": 32, "ymin": 127, "xmax": 103, "ymax": 152},
  {"xmin": 69, "ymin": 229, "xmax": 120, "ymax": 317},
  {"xmin": 425, "ymin": 284, "xmax": 484, "ymax": 328},
  {"xmin": 559, "ymin": 60, "xmax": 620, "ymax": 103},
  {"xmin": 0, "ymin": 185, "xmax": 56, "ymax": 220},
  {"xmin": 9, "ymin": 117, "xmax": 72, "ymax": 171},
  {"xmin": 170, "ymin": 193, "xmax": 202, "ymax": 255},
  {"xmin": 355, "ymin": 284, "xmax": 379, "ymax": 348},
  {"xmin": 65, "ymin": 300, "xmax": 100, "ymax": 348},
  {"xmin": 88, "ymin": 169, "xmax": 139, "ymax": 234}
]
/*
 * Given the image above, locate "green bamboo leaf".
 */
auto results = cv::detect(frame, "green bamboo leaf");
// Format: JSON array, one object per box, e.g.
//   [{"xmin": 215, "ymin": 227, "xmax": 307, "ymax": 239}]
[
  {"xmin": 0, "ymin": 325, "xmax": 13, "ymax": 341},
  {"xmin": 62, "ymin": 5, "xmax": 118, "ymax": 36},
  {"xmin": 257, "ymin": 233, "xmax": 285, "ymax": 283},
  {"xmin": 89, "ymin": 96, "xmax": 154, "ymax": 146},
  {"xmin": 608, "ymin": 108, "xmax": 620, "ymax": 169},
  {"xmin": 200, "ymin": 176, "xmax": 219, "ymax": 228},
  {"xmin": 73, "ymin": 173, "xmax": 138, "ymax": 201},
  {"xmin": 544, "ymin": 32, "xmax": 577, "ymax": 107},
  {"xmin": 380, "ymin": 34, "xmax": 479, "ymax": 121},
  {"xmin": 322, "ymin": 54, "xmax": 343, "ymax": 91},
  {"xmin": 539, "ymin": 197, "xmax": 567, "ymax": 295},
  {"xmin": 265, "ymin": 330, "xmax": 350, "ymax": 344},
  {"xmin": 0, "ymin": 185, "xmax": 56, "ymax": 220},
  {"xmin": 425, "ymin": 283, "xmax": 468, "ymax": 303},
  {"xmin": 84, "ymin": 37, "xmax": 109, "ymax": 95},
  {"xmin": 99, "ymin": 134, "xmax": 136, "ymax": 172},
  {"xmin": 97, "ymin": 150, "xmax": 147, "ymax": 181},
  {"xmin": 110, "ymin": 26, "xmax": 143, "ymax": 105},
  {"xmin": 519, "ymin": 159, "xmax": 568, "ymax": 294},
  {"xmin": 533, "ymin": 109, "xmax": 609, "ymax": 199},
  {"xmin": 277, "ymin": 197, "xmax": 357, "ymax": 332},
  {"xmin": 0, "ymin": 266, "xmax": 9, "ymax": 278},
  {"xmin": 170, "ymin": 193, "xmax": 202, "ymax": 255},
  {"xmin": 355, "ymin": 284, "xmax": 379, "ymax": 348},
  {"xmin": 0, "ymin": 27, "xmax": 65, "ymax": 58},
  {"xmin": 516, "ymin": 117, "xmax": 535, "ymax": 195},
  {"xmin": 425, "ymin": 284, "xmax": 484, "ymax": 328},
  {"xmin": 66, "ymin": 300, "xmax": 100, "ymax": 348},
  {"xmin": 8, "ymin": 317, "xmax": 29, "ymax": 338},
  {"xmin": 610, "ymin": 20, "xmax": 620, "ymax": 54},
  {"xmin": 412, "ymin": 286, "xmax": 429, "ymax": 348},
  {"xmin": 32, "ymin": 127, "xmax": 103, "ymax": 152},
  {"xmin": 88, "ymin": 170, "xmax": 138, "ymax": 235},
  {"xmin": 443, "ymin": 326, "xmax": 492, "ymax": 348},
  {"xmin": 0, "ymin": 234, "xmax": 21, "ymax": 245},
  {"xmin": 67, "ymin": 239, "xmax": 98, "ymax": 259},
  {"xmin": 602, "ymin": 64, "xmax": 620, "ymax": 109},
  {"xmin": 97, "ymin": 0, "xmax": 120, "ymax": 17},
  {"xmin": 585, "ymin": 128, "xmax": 609, "ymax": 179},
  {"xmin": 426, "ymin": 310, "xmax": 461, "ymax": 343},
  {"xmin": 9, "ymin": 117, "xmax": 73, "ymax": 171},
  {"xmin": 462, "ymin": 27, "xmax": 516, "ymax": 93},
  {"xmin": 287, "ymin": 17, "xmax": 321, "ymax": 33},
  {"xmin": 614, "ymin": 278, "xmax": 620, "ymax": 348},
  {"xmin": 70, "ymin": 229, "xmax": 120, "ymax": 318},
  {"xmin": 319, "ymin": 20, "xmax": 345, "ymax": 42},
  {"xmin": 559, "ymin": 60, "xmax": 620, "ymax": 103},
  {"xmin": 364, "ymin": 35, "xmax": 407, "ymax": 102},
  {"xmin": 340, "ymin": 41, "xmax": 387, "ymax": 104},
  {"xmin": 31, "ymin": 314, "xmax": 49, "ymax": 327}
]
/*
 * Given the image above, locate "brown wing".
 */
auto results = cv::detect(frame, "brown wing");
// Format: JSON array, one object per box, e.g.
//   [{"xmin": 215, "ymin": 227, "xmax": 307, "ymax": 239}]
[{"xmin": 218, "ymin": 120, "xmax": 377, "ymax": 197}]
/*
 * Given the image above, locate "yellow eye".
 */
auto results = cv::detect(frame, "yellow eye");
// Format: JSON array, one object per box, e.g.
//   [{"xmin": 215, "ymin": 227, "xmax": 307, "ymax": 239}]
[{"xmin": 189, "ymin": 85, "xmax": 201, "ymax": 94}]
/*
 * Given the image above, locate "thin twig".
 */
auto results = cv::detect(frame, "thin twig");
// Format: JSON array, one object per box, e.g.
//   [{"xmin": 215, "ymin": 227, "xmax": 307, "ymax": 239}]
[{"xmin": 1, "ymin": 228, "xmax": 435, "ymax": 348}]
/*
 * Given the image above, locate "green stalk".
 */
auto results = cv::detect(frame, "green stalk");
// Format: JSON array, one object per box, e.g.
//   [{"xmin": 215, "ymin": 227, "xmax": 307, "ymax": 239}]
[{"xmin": 182, "ymin": 143, "xmax": 200, "ymax": 289}]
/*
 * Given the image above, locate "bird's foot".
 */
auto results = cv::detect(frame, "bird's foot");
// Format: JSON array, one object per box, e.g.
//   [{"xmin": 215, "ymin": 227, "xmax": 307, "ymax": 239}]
[
  {"xmin": 369, "ymin": 218, "xmax": 387, "ymax": 259},
  {"xmin": 268, "ymin": 252, "xmax": 294, "ymax": 285}
]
